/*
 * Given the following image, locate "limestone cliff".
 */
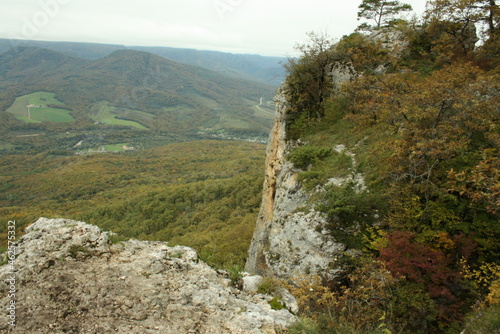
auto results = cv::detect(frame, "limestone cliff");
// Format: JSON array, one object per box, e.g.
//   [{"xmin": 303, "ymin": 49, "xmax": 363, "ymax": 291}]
[
  {"xmin": 245, "ymin": 87, "xmax": 347, "ymax": 280},
  {"xmin": 245, "ymin": 86, "xmax": 288, "ymax": 275},
  {"xmin": 246, "ymin": 30, "xmax": 416, "ymax": 280},
  {"xmin": 0, "ymin": 218, "xmax": 295, "ymax": 333}
]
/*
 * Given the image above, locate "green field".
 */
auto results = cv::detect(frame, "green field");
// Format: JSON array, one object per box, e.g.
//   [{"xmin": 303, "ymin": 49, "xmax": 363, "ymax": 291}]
[
  {"xmin": 0, "ymin": 143, "xmax": 14, "ymax": 150},
  {"xmin": 77, "ymin": 143, "xmax": 135, "ymax": 154},
  {"xmin": 103, "ymin": 143, "xmax": 132, "ymax": 151},
  {"xmin": 6, "ymin": 92, "xmax": 75, "ymax": 123},
  {"xmin": 90, "ymin": 101, "xmax": 148, "ymax": 129},
  {"xmin": 16, "ymin": 91, "xmax": 63, "ymax": 105}
]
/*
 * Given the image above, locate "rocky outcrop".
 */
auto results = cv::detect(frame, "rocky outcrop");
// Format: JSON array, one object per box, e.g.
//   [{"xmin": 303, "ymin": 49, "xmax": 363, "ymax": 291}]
[
  {"xmin": 245, "ymin": 87, "xmax": 347, "ymax": 280},
  {"xmin": 245, "ymin": 87, "xmax": 289, "ymax": 275},
  {"xmin": 0, "ymin": 218, "xmax": 295, "ymax": 333}
]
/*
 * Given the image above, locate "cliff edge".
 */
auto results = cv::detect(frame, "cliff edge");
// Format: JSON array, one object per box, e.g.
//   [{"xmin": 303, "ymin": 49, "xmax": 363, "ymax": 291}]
[
  {"xmin": 0, "ymin": 218, "xmax": 295, "ymax": 333},
  {"xmin": 245, "ymin": 86, "xmax": 346, "ymax": 279}
]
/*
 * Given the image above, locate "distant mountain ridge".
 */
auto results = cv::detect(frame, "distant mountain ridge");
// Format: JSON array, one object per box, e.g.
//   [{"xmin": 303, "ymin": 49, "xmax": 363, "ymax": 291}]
[
  {"xmin": 0, "ymin": 46, "xmax": 277, "ymax": 141},
  {"xmin": 0, "ymin": 39, "xmax": 286, "ymax": 85}
]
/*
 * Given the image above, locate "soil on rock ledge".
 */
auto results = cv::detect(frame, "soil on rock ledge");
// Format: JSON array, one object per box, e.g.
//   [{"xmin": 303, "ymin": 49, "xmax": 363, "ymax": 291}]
[{"xmin": 0, "ymin": 218, "xmax": 295, "ymax": 334}]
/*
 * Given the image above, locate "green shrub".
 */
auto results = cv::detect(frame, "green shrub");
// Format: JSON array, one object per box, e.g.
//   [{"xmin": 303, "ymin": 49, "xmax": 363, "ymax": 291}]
[
  {"xmin": 257, "ymin": 276, "xmax": 281, "ymax": 295},
  {"xmin": 227, "ymin": 264, "xmax": 243, "ymax": 286},
  {"xmin": 108, "ymin": 233, "xmax": 128, "ymax": 244},
  {"xmin": 316, "ymin": 182, "xmax": 384, "ymax": 249},
  {"xmin": 288, "ymin": 145, "xmax": 331, "ymax": 170},
  {"xmin": 269, "ymin": 297, "xmax": 286, "ymax": 310},
  {"xmin": 197, "ymin": 249, "xmax": 213, "ymax": 263}
]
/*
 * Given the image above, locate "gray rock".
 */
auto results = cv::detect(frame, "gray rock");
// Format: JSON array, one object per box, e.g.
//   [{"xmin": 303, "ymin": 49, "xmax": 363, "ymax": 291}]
[
  {"xmin": 245, "ymin": 86, "xmax": 347, "ymax": 280},
  {"xmin": 0, "ymin": 217, "xmax": 295, "ymax": 333},
  {"xmin": 242, "ymin": 275, "xmax": 264, "ymax": 293},
  {"xmin": 277, "ymin": 287, "xmax": 299, "ymax": 314}
]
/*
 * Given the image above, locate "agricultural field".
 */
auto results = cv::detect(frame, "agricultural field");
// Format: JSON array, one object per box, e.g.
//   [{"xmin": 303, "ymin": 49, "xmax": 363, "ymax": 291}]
[
  {"xmin": 90, "ymin": 101, "xmax": 149, "ymax": 129},
  {"xmin": 6, "ymin": 91, "xmax": 75, "ymax": 123}
]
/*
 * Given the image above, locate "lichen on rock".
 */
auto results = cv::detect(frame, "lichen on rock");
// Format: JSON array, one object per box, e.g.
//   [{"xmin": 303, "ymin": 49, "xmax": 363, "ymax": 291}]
[{"xmin": 0, "ymin": 217, "xmax": 295, "ymax": 333}]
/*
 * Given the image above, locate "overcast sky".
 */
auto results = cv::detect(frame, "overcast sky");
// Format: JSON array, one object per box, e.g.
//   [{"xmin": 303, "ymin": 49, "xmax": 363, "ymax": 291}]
[{"xmin": 1, "ymin": 0, "xmax": 428, "ymax": 57}]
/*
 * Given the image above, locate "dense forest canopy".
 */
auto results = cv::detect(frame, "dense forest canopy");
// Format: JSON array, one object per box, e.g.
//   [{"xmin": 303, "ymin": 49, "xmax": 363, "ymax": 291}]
[
  {"xmin": 0, "ymin": 141, "xmax": 265, "ymax": 270},
  {"xmin": 283, "ymin": 0, "xmax": 499, "ymax": 332}
]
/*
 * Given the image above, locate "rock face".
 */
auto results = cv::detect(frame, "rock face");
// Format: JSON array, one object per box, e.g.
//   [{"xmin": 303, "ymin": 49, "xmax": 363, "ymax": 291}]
[
  {"xmin": 245, "ymin": 86, "xmax": 288, "ymax": 275},
  {"xmin": 0, "ymin": 218, "xmax": 295, "ymax": 333},
  {"xmin": 245, "ymin": 87, "xmax": 346, "ymax": 280}
]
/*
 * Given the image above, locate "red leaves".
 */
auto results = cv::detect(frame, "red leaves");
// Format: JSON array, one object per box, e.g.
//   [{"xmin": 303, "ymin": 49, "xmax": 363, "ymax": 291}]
[
  {"xmin": 380, "ymin": 231, "xmax": 452, "ymax": 286},
  {"xmin": 379, "ymin": 231, "xmax": 477, "ymax": 322}
]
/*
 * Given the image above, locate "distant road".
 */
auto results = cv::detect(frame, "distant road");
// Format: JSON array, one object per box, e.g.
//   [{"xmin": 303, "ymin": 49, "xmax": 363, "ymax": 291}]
[{"xmin": 255, "ymin": 97, "xmax": 274, "ymax": 114}]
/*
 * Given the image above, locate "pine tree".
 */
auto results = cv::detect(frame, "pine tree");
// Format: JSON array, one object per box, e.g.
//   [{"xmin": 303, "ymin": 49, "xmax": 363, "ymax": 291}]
[{"xmin": 357, "ymin": 0, "xmax": 412, "ymax": 31}]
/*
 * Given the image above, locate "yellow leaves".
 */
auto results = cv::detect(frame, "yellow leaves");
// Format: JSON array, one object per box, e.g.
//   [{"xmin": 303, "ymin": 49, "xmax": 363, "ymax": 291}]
[
  {"xmin": 434, "ymin": 231, "xmax": 456, "ymax": 250},
  {"xmin": 448, "ymin": 148, "xmax": 500, "ymax": 215},
  {"xmin": 385, "ymin": 192, "xmax": 424, "ymax": 230},
  {"xmin": 378, "ymin": 311, "xmax": 393, "ymax": 334},
  {"xmin": 285, "ymin": 275, "xmax": 338, "ymax": 316},
  {"xmin": 486, "ymin": 272, "xmax": 500, "ymax": 305},
  {"xmin": 286, "ymin": 259, "xmax": 400, "ymax": 331},
  {"xmin": 365, "ymin": 226, "xmax": 390, "ymax": 251},
  {"xmin": 462, "ymin": 259, "xmax": 500, "ymax": 292}
]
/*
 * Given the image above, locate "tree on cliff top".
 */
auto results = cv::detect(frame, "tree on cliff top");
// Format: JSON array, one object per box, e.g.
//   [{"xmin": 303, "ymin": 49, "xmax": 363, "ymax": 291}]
[
  {"xmin": 357, "ymin": 0, "xmax": 413, "ymax": 31},
  {"xmin": 284, "ymin": 32, "xmax": 336, "ymax": 126}
]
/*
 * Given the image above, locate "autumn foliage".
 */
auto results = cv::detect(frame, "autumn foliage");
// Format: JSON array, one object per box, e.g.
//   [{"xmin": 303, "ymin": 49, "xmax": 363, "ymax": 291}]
[{"xmin": 282, "ymin": 0, "xmax": 499, "ymax": 332}]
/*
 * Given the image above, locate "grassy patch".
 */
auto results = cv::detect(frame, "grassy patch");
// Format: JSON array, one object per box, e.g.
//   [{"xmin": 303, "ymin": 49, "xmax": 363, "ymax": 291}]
[
  {"xmin": 257, "ymin": 276, "xmax": 282, "ymax": 295},
  {"xmin": 6, "ymin": 92, "xmax": 75, "ymax": 123},
  {"xmin": 103, "ymin": 143, "xmax": 133, "ymax": 152},
  {"xmin": 288, "ymin": 145, "xmax": 332, "ymax": 170},
  {"xmin": 28, "ymin": 107, "xmax": 75, "ymax": 123},
  {"xmin": 78, "ymin": 143, "xmax": 135, "ymax": 153},
  {"xmin": 16, "ymin": 91, "xmax": 64, "ymax": 106},
  {"xmin": 90, "ymin": 101, "xmax": 148, "ymax": 129},
  {"xmin": 463, "ymin": 304, "xmax": 500, "ymax": 334},
  {"xmin": 0, "ymin": 143, "xmax": 14, "ymax": 150}
]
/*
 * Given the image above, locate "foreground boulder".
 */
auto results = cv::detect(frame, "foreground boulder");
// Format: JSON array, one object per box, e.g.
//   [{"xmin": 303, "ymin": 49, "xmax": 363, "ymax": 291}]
[{"xmin": 0, "ymin": 218, "xmax": 295, "ymax": 333}]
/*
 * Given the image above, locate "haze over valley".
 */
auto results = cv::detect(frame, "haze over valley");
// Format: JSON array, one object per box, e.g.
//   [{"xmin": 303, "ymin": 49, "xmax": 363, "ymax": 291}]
[{"xmin": 0, "ymin": 40, "xmax": 285, "ymax": 154}]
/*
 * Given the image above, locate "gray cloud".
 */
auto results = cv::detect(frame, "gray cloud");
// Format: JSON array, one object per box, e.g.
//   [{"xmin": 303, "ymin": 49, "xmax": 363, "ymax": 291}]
[{"xmin": 1, "ymin": 0, "xmax": 428, "ymax": 56}]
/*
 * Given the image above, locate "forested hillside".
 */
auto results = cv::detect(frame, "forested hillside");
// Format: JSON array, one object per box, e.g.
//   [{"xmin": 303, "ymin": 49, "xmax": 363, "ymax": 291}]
[
  {"xmin": 0, "ymin": 140, "xmax": 265, "ymax": 269},
  {"xmin": 280, "ymin": 0, "xmax": 499, "ymax": 333},
  {"xmin": 0, "ymin": 46, "xmax": 276, "ymax": 155},
  {"xmin": 0, "ymin": 38, "xmax": 286, "ymax": 84}
]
